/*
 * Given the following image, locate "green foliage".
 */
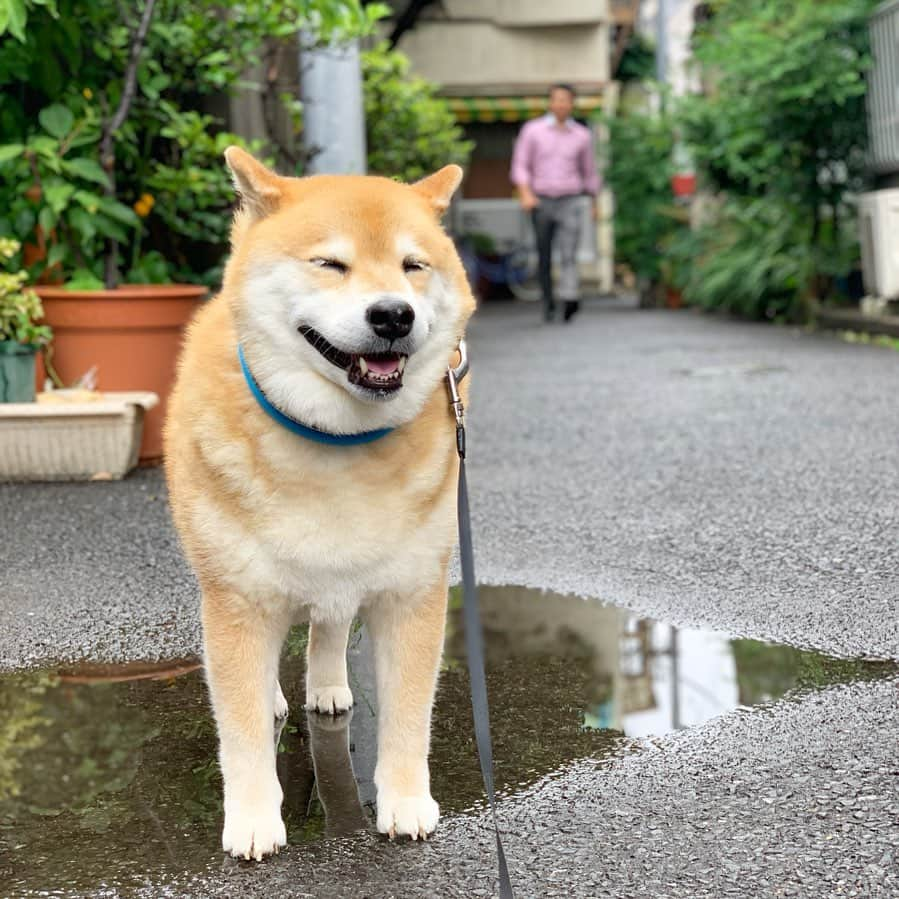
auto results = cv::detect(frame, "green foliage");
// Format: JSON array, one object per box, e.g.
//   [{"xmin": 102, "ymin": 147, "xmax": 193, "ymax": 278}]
[
  {"xmin": 140, "ymin": 104, "xmax": 270, "ymax": 285},
  {"xmin": 731, "ymin": 637, "xmax": 896, "ymax": 706},
  {"xmin": 363, "ymin": 42, "xmax": 472, "ymax": 183},
  {"xmin": 284, "ymin": 623, "xmax": 310, "ymax": 659},
  {"xmin": 0, "ymin": 237, "xmax": 52, "ymax": 345},
  {"xmin": 682, "ymin": 0, "xmax": 875, "ymax": 202},
  {"xmin": 667, "ymin": 0, "xmax": 880, "ymax": 319},
  {"xmin": 0, "ymin": 0, "xmax": 57, "ymax": 42},
  {"xmin": 838, "ymin": 330, "xmax": 899, "ymax": 352},
  {"xmin": 0, "ymin": 670, "xmax": 54, "ymax": 803},
  {"xmin": 0, "ymin": 0, "xmax": 388, "ymax": 286},
  {"xmin": 617, "ymin": 34, "xmax": 656, "ymax": 83},
  {"xmin": 665, "ymin": 197, "xmax": 813, "ymax": 320},
  {"xmin": 603, "ymin": 110, "xmax": 676, "ymax": 283},
  {"xmin": 0, "ymin": 99, "xmax": 141, "ymax": 284}
]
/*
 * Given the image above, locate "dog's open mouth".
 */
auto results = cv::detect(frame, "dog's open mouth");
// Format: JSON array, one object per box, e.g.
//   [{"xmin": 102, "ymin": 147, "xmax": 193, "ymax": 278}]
[{"xmin": 299, "ymin": 326, "xmax": 407, "ymax": 393}]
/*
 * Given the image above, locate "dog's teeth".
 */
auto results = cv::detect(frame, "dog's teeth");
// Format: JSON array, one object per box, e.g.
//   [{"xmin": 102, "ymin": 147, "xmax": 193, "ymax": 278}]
[
  {"xmin": 398, "ymin": 357, "xmax": 407, "ymax": 373},
  {"xmin": 358, "ymin": 357, "xmax": 368, "ymax": 375}
]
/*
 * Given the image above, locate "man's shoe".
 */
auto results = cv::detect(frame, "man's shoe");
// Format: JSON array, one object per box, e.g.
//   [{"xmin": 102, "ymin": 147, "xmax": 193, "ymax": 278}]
[
  {"xmin": 543, "ymin": 303, "xmax": 556, "ymax": 323},
  {"xmin": 563, "ymin": 300, "xmax": 580, "ymax": 322}
]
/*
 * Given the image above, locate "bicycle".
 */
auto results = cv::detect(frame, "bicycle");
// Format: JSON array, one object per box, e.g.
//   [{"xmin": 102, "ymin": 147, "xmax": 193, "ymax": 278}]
[{"xmin": 455, "ymin": 234, "xmax": 542, "ymax": 302}]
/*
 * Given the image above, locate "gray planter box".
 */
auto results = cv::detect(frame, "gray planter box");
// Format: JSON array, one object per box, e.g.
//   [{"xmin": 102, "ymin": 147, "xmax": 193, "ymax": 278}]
[{"xmin": 0, "ymin": 391, "xmax": 158, "ymax": 482}]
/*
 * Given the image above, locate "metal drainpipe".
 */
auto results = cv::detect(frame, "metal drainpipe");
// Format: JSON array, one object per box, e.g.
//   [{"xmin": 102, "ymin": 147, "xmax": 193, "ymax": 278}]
[
  {"xmin": 656, "ymin": 0, "xmax": 669, "ymax": 88},
  {"xmin": 300, "ymin": 35, "xmax": 367, "ymax": 175}
]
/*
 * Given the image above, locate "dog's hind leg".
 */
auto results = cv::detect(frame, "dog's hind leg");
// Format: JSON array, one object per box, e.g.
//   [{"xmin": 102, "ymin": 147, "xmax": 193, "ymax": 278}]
[
  {"xmin": 366, "ymin": 578, "xmax": 446, "ymax": 840},
  {"xmin": 305, "ymin": 616, "xmax": 354, "ymax": 714},
  {"xmin": 202, "ymin": 586, "xmax": 291, "ymax": 860},
  {"xmin": 274, "ymin": 680, "xmax": 289, "ymax": 719}
]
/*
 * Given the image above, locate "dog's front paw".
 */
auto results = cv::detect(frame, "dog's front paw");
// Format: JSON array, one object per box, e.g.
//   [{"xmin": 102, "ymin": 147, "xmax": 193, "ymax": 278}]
[
  {"xmin": 274, "ymin": 682, "xmax": 289, "ymax": 719},
  {"xmin": 305, "ymin": 685, "xmax": 353, "ymax": 715},
  {"xmin": 376, "ymin": 791, "xmax": 439, "ymax": 840},
  {"xmin": 222, "ymin": 795, "xmax": 286, "ymax": 861}
]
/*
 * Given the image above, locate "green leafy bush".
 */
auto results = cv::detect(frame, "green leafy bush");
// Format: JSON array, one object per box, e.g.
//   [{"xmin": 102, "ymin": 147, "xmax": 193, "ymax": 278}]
[
  {"xmin": 0, "ymin": 0, "xmax": 58, "ymax": 42},
  {"xmin": 665, "ymin": 197, "xmax": 812, "ymax": 320},
  {"xmin": 139, "ymin": 104, "xmax": 270, "ymax": 286},
  {"xmin": 682, "ymin": 0, "xmax": 875, "ymax": 202},
  {"xmin": 0, "ymin": 100, "xmax": 140, "ymax": 288},
  {"xmin": 0, "ymin": 0, "xmax": 386, "ymax": 287},
  {"xmin": 617, "ymin": 34, "xmax": 656, "ymax": 84},
  {"xmin": 670, "ymin": 0, "xmax": 879, "ymax": 319},
  {"xmin": 603, "ymin": 110, "xmax": 676, "ymax": 284},
  {"xmin": 363, "ymin": 42, "xmax": 472, "ymax": 183}
]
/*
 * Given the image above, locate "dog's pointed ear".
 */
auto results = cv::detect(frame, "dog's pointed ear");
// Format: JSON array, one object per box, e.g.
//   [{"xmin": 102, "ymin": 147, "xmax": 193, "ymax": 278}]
[
  {"xmin": 413, "ymin": 165, "xmax": 463, "ymax": 216},
  {"xmin": 224, "ymin": 146, "xmax": 284, "ymax": 220}
]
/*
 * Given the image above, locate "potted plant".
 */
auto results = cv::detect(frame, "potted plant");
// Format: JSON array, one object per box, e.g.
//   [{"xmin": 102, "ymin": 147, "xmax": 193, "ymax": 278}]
[
  {"xmin": 0, "ymin": 238, "xmax": 52, "ymax": 403},
  {"xmin": 0, "ymin": 1, "xmax": 207, "ymax": 460},
  {"xmin": 0, "ymin": 0, "xmax": 395, "ymax": 461}
]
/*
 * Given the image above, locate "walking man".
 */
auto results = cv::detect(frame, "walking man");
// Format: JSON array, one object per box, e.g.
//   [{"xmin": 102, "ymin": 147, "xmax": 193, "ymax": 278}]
[{"xmin": 510, "ymin": 84, "xmax": 600, "ymax": 322}]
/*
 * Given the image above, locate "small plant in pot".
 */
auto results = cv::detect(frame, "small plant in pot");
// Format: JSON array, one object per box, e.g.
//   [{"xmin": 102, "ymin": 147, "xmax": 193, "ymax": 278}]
[{"xmin": 0, "ymin": 239, "xmax": 52, "ymax": 403}]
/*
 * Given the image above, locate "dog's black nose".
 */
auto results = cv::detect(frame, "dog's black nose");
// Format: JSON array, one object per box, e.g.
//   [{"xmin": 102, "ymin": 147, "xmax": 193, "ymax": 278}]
[{"xmin": 367, "ymin": 300, "xmax": 415, "ymax": 340}]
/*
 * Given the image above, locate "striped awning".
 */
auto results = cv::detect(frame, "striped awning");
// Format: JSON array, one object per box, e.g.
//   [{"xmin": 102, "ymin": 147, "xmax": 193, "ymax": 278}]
[{"xmin": 447, "ymin": 95, "xmax": 604, "ymax": 124}]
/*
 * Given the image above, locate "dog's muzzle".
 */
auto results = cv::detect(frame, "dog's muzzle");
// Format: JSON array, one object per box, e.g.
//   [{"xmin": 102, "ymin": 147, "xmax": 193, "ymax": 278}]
[{"xmin": 299, "ymin": 326, "xmax": 409, "ymax": 395}]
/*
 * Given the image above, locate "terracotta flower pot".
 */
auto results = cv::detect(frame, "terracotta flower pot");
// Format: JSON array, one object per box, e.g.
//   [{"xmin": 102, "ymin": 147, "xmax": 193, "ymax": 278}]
[
  {"xmin": 35, "ymin": 284, "xmax": 207, "ymax": 461},
  {"xmin": 671, "ymin": 172, "xmax": 697, "ymax": 199},
  {"xmin": 664, "ymin": 286, "xmax": 684, "ymax": 310}
]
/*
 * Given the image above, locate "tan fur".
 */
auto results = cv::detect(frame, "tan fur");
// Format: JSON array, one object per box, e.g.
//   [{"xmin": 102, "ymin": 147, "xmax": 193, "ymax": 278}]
[{"xmin": 165, "ymin": 150, "xmax": 474, "ymax": 860}]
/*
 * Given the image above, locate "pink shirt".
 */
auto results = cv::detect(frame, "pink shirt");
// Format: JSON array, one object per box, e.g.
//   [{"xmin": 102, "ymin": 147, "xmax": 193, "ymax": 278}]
[{"xmin": 510, "ymin": 115, "xmax": 601, "ymax": 197}]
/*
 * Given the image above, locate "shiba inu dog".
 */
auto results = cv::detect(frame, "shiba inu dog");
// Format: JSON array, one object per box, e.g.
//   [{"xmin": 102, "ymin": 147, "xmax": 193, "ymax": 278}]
[{"xmin": 164, "ymin": 147, "xmax": 475, "ymax": 860}]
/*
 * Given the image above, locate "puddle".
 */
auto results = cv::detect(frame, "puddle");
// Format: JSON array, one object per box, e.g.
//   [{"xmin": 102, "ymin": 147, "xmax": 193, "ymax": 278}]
[{"xmin": 1, "ymin": 586, "xmax": 894, "ymax": 896}]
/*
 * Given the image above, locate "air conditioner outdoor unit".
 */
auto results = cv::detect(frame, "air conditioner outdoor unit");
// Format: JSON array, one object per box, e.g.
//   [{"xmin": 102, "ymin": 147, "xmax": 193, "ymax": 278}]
[{"xmin": 858, "ymin": 189, "xmax": 899, "ymax": 299}]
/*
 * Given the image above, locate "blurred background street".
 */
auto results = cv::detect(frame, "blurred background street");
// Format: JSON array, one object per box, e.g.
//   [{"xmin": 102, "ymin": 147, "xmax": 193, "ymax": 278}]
[{"xmin": 2, "ymin": 1, "xmax": 899, "ymax": 896}]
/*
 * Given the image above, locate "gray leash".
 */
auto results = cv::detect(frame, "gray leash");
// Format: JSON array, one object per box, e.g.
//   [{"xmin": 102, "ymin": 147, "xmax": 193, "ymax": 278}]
[{"xmin": 447, "ymin": 344, "xmax": 515, "ymax": 899}]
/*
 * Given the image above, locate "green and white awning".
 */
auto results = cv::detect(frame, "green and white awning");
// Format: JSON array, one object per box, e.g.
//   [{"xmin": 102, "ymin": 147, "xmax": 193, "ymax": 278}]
[{"xmin": 447, "ymin": 95, "xmax": 604, "ymax": 124}]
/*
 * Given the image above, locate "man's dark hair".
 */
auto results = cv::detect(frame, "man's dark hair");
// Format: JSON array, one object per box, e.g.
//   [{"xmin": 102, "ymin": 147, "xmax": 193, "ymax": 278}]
[{"xmin": 549, "ymin": 83, "xmax": 576, "ymax": 99}]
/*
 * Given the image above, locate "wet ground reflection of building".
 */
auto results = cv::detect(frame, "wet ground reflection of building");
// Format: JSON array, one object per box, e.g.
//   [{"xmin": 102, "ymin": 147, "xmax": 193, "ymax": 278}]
[
  {"xmin": 2, "ymin": 587, "xmax": 892, "ymax": 895},
  {"xmin": 465, "ymin": 586, "xmax": 740, "ymax": 737}
]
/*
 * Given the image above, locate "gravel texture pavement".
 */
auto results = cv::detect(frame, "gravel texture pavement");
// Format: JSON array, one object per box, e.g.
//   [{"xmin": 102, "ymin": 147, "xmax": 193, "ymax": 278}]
[{"xmin": 2, "ymin": 298, "xmax": 897, "ymax": 898}]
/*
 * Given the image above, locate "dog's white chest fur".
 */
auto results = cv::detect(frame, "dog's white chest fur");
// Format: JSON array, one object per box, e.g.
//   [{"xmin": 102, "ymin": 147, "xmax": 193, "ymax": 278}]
[{"xmin": 191, "ymin": 426, "xmax": 455, "ymax": 620}]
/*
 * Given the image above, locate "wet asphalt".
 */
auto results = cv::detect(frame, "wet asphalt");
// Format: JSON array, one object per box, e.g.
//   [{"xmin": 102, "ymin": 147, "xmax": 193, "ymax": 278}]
[{"xmin": 2, "ymin": 297, "xmax": 898, "ymax": 897}]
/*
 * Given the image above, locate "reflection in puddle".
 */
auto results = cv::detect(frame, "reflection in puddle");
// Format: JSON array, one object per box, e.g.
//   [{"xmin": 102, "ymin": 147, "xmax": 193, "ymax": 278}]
[{"xmin": 1, "ymin": 586, "xmax": 894, "ymax": 896}]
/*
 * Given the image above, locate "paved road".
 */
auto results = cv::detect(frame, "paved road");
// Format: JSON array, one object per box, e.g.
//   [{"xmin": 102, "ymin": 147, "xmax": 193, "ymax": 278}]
[{"xmin": 2, "ymin": 298, "xmax": 898, "ymax": 897}]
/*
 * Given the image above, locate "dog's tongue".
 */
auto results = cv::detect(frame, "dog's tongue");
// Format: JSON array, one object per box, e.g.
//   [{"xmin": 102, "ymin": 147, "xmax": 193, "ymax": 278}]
[{"xmin": 364, "ymin": 355, "xmax": 399, "ymax": 375}]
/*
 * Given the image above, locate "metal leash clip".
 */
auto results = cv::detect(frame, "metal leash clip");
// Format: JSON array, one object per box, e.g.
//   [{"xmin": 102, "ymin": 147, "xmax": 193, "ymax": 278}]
[{"xmin": 446, "ymin": 339, "xmax": 468, "ymax": 459}]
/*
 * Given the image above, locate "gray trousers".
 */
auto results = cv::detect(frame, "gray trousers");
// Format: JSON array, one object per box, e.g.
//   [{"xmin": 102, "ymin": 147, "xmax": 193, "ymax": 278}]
[{"xmin": 532, "ymin": 194, "xmax": 582, "ymax": 312}]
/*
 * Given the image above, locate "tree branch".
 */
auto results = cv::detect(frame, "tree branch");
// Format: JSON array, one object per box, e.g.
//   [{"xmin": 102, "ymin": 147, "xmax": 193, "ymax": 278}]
[
  {"xmin": 388, "ymin": 0, "xmax": 437, "ymax": 48},
  {"xmin": 612, "ymin": 24, "xmax": 635, "ymax": 75},
  {"xmin": 100, "ymin": 0, "xmax": 156, "ymax": 172},
  {"xmin": 99, "ymin": 0, "xmax": 157, "ymax": 289}
]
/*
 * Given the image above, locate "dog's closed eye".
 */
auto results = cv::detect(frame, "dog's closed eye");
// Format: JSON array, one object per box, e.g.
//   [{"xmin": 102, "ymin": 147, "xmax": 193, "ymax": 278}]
[{"xmin": 311, "ymin": 257, "xmax": 349, "ymax": 274}]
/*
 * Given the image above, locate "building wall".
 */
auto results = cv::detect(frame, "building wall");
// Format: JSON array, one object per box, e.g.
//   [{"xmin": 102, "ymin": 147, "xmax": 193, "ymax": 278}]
[
  {"xmin": 637, "ymin": 0, "xmax": 701, "ymax": 97},
  {"xmin": 442, "ymin": 0, "xmax": 609, "ymax": 27},
  {"xmin": 397, "ymin": 21, "xmax": 610, "ymax": 94},
  {"xmin": 868, "ymin": 0, "xmax": 899, "ymax": 177}
]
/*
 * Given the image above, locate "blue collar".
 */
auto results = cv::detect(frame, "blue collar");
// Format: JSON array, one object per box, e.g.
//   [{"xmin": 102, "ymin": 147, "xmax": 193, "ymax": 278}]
[{"xmin": 238, "ymin": 344, "xmax": 394, "ymax": 446}]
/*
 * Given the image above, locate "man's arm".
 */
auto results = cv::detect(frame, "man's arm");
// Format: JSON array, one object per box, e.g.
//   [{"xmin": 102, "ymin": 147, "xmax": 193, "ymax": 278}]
[{"xmin": 510, "ymin": 125, "xmax": 539, "ymax": 211}]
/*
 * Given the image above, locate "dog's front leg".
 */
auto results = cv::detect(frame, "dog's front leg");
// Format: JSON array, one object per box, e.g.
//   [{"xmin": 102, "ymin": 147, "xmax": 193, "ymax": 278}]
[
  {"xmin": 366, "ymin": 579, "xmax": 447, "ymax": 839},
  {"xmin": 202, "ymin": 587, "xmax": 290, "ymax": 860},
  {"xmin": 305, "ymin": 616, "xmax": 354, "ymax": 714}
]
